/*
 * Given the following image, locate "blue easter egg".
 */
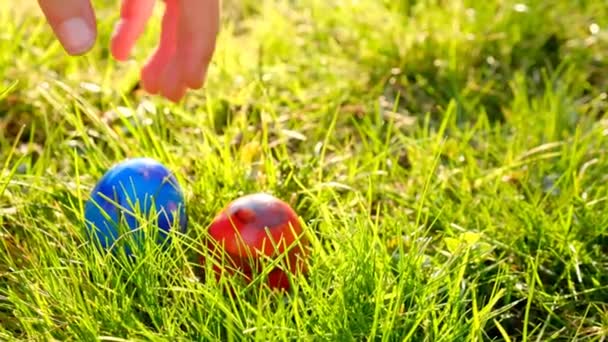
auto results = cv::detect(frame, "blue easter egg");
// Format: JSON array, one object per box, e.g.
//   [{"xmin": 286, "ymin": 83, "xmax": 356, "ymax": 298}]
[{"xmin": 84, "ymin": 158, "xmax": 187, "ymax": 253}]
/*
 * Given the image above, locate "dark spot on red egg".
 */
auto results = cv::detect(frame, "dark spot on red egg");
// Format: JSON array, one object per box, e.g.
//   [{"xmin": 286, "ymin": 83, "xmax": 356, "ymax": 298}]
[{"xmin": 233, "ymin": 208, "xmax": 256, "ymax": 223}]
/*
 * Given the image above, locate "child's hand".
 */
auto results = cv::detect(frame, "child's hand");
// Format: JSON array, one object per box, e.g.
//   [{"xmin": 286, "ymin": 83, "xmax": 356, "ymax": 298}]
[{"xmin": 37, "ymin": 0, "xmax": 220, "ymax": 102}]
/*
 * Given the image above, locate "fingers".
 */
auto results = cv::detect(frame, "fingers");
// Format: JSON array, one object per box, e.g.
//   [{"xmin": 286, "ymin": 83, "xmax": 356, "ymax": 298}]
[
  {"xmin": 38, "ymin": 0, "xmax": 219, "ymax": 103},
  {"xmin": 142, "ymin": 0, "xmax": 219, "ymax": 102},
  {"xmin": 37, "ymin": 0, "xmax": 97, "ymax": 55},
  {"xmin": 176, "ymin": 0, "xmax": 220, "ymax": 89},
  {"xmin": 140, "ymin": 0, "xmax": 180, "ymax": 95},
  {"xmin": 111, "ymin": 0, "xmax": 157, "ymax": 61}
]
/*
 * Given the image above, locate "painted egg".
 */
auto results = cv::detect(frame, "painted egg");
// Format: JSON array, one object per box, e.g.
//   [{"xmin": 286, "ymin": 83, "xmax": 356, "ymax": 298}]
[
  {"xmin": 202, "ymin": 193, "xmax": 308, "ymax": 290},
  {"xmin": 84, "ymin": 158, "xmax": 187, "ymax": 254}
]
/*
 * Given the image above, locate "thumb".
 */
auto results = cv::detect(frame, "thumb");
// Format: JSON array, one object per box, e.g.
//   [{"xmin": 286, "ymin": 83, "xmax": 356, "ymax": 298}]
[{"xmin": 37, "ymin": 0, "xmax": 97, "ymax": 55}]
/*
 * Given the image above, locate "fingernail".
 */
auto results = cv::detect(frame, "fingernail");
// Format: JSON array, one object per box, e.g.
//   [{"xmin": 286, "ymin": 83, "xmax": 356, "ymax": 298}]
[{"xmin": 57, "ymin": 18, "xmax": 95, "ymax": 55}]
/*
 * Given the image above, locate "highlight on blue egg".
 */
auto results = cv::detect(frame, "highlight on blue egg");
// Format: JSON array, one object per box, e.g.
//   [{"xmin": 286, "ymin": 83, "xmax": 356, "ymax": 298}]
[{"xmin": 83, "ymin": 157, "xmax": 187, "ymax": 255}]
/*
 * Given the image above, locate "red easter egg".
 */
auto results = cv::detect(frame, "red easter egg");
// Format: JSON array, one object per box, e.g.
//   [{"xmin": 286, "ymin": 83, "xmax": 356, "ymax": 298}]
[{"xmin": 201, "ymin": 193, "xmax": 308, "ymax": 290}]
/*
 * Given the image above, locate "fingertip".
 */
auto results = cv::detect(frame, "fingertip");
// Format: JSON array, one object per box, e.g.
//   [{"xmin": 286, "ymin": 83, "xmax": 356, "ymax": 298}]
[
  {"xmin": 169, "ymin": 86, "xmax": 187, "ymax": 103},
  {"xmin": 57, "ymin": 17, "xmax": 97, "ymax": 55},
  {"xmin": 188, "ymin": 80, "xmax": 203, "ymax": 90},
  {"xmin": 110, "ymin": 20, "xmax": 130, "ymax": 61},
  {"xmin": 38, "ymin": 0, "xmax": 98, "ymax": 55},
  {"xmin": 158, "ymin": 60, "xmax": 185, "ymax": 102},
  {"xmin": 141, "ymin": 64, "xmax": 160, "ymax": 94},
  {"xmin": 176, "ymin": 43, "xmax": 213, "ymax": 90},
  {"xmin": 111, "ymin": 49, "xmax": 129, "ymax": 62},
  {"xmin": 184, "ymin": 71, "xmax": 205, "ymax": 90},
  {"xmin": 160, "ymin": 82, "xmax": 187, "ymax": 103}
]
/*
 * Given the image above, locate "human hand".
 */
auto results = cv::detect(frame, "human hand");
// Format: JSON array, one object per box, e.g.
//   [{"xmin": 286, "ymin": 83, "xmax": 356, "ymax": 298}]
[{"xmin": 37, "ymin": 0, "xmax": 220, "ymax": 102}]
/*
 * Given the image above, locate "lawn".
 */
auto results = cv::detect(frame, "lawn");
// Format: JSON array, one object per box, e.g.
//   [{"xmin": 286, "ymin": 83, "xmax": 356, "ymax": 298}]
[{"xmin": 1, "ymin": 0, "xmax": 607, "ymax": 340}]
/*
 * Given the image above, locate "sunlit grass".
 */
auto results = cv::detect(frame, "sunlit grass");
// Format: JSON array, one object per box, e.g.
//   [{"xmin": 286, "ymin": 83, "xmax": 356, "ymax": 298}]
[{"xmin": 1, "ymin": 0, "xmax": 607, "ymax": 340}]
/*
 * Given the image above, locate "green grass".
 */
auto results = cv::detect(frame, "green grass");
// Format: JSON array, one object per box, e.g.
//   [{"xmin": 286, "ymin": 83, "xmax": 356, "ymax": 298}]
[{"xmin": 1, "ymin": 0, "xmax": 608, "ymax": 340}]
